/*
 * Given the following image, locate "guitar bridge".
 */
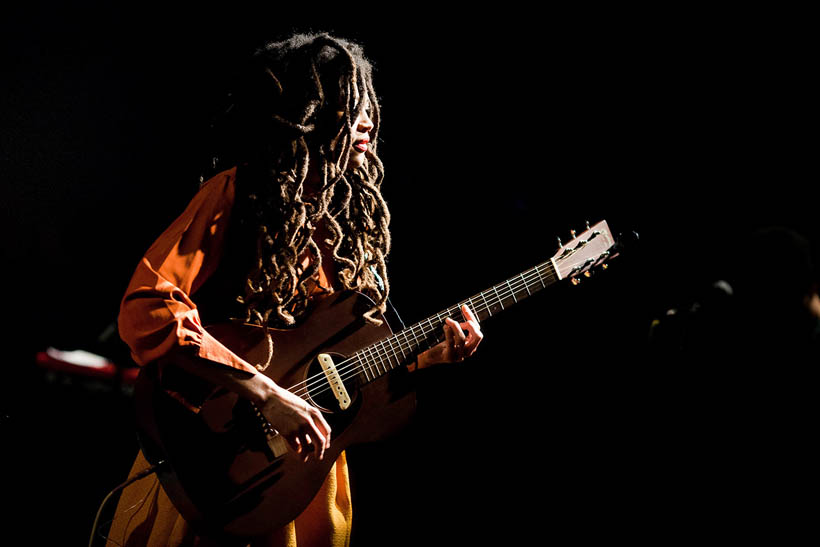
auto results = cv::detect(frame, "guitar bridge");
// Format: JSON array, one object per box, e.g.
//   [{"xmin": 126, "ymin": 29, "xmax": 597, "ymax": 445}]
[{"xmin": 318, "ymin": 353, "xmax": 352, "ymax": 410}]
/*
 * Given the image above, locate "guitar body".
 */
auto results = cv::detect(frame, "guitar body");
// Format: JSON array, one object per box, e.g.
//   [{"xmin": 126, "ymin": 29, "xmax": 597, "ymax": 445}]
[{"xmin": 134, "ymin": 291, "xmax": 417, "ymax": 542}]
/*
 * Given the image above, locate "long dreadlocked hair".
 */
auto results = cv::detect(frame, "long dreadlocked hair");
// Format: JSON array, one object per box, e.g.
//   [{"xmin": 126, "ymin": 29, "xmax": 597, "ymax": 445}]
[{"xmin": 212, "ymin": 32, "xmax": 391, "ymax": 328}]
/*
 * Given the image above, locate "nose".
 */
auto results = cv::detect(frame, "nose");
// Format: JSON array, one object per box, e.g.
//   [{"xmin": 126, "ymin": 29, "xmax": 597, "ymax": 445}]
[{"xmin": 357, "ymin": 109, "xmax": 374, "ymax": 133}]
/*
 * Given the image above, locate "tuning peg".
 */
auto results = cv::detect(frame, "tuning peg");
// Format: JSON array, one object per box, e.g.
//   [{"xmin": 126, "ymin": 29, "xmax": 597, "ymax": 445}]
[
  {"xmin": 571, "ymin": 277, "xmax": 581, "ymax": 286},
  {"xmin": 602, "ymin": 263, "xmax": 609, "ymax": 270},
  {"xmin": 570, "ymin": 229, "xmax": 577, "ymax": 239},
  {"xmin": 557, "ymin": 236, "xmax": 564, "ymax": 249},
  {"xmin": 585, "ymin": 220, "xmax": 591, "ymax": 231},
  {"xmin": 583, "ymin": 270, "xmax": 593, "ymax": 278}
]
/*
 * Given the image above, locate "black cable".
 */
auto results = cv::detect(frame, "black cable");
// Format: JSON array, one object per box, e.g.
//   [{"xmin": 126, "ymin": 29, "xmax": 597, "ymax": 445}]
[{"xmin": 88, "ymin": 460, "xmax": 166, "ymax": 547}]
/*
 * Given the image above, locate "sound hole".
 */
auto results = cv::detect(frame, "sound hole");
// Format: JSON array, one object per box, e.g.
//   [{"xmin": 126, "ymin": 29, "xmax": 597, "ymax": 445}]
[{"xmin": 305, "ymin": 352, "xmax": 359, "ymax": 413}]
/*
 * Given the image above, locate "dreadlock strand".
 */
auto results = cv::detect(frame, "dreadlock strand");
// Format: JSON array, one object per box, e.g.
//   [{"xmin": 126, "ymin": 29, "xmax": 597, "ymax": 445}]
[
  {"xmin": 264, "ymin": 67, "xmax": 284, "ymax": 95},
  {"xmin": 271, "ymin": 114, "xmax": 314, "ymax": 134}
]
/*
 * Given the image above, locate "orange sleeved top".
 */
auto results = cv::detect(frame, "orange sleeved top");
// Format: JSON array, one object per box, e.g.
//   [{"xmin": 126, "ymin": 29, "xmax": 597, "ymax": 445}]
[
  {"xmin": 119, "ymin": 166, "xmax": 258, "ymax": 374},
  {"xmin": 107, "ymin": 167, "xmax": 352, "ymax": 547}
]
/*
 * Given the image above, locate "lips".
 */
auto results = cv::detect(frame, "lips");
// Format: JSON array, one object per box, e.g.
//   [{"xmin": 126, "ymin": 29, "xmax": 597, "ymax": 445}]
[{"xmin": 353, "ymin": 138, "xmax": 369, "ymax": 152}]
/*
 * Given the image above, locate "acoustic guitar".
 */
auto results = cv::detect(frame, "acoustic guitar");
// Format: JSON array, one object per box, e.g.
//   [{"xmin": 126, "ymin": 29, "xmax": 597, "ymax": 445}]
[{"xmin": 135, "ymin": 220, "xmax": 621, "ymax": 541}]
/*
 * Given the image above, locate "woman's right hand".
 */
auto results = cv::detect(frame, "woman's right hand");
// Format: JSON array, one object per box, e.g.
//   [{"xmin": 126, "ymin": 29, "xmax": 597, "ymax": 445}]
[
  {"xmin": 163, "ymin": 351, "xmax": 332, "ymax": 462},
  {"xmin": 256, "ymin": 374, "xmax": 332, "ymax": 462}
]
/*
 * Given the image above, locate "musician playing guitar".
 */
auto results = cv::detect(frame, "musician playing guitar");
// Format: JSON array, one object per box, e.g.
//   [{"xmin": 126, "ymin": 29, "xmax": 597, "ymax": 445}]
[{"xmin": 107, "ymin": 33, "xmax": 483, "ymax": 547}]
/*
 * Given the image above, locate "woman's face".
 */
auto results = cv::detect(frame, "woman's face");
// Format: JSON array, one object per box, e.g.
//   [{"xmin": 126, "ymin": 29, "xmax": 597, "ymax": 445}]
[{"xmin": 341, "ymin": 99, "xmax": 374, "ymax": 170}]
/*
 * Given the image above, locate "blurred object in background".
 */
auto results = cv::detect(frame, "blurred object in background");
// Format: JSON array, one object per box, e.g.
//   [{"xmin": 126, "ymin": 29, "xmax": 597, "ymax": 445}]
[
  {"xmin": 648, "ymin": 278, "xmax": 737, "ymax": 358},
  {"xmin": 34, "ymin": 320, "xmax": 139, "ymax": 395},
  {"xmin": 649, "ymin": 225, "xmax": 820, "ymax": 360},
  {"xmin": 732, "ymin": 226, "xmax": 820, "ymax": 358}
]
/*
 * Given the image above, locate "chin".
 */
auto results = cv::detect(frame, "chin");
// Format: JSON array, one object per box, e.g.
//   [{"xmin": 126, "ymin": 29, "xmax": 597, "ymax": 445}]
[{"xmin": 348, "ymin": 152, "xmax": 366, "ymax": 170}]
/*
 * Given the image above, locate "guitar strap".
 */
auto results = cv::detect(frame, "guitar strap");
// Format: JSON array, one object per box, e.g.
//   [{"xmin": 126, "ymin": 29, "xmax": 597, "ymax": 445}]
[
  {"xmin": 368, "ymin": 260, "xmax": 405, "ymax": 332},
  {"xmin": 384, "ymin": 297, "xmax": 405, "ymax": 332}
]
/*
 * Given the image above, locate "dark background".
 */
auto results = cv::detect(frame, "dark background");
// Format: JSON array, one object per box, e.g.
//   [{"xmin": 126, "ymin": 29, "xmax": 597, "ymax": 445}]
[{"xmin": 1, "ymin": 4, "xmax": 816, "ymax": 545}]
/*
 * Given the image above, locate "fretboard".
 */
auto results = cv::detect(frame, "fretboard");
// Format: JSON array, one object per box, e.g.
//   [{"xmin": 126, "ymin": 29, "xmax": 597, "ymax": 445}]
[{"xmin": 353, "ymin": 260, "xmax": 559, "ymax": 383}]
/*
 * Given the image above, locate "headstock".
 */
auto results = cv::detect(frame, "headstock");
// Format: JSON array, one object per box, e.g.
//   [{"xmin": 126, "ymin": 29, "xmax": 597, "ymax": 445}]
[{"xmin": 551, "ymin": 220, "xmax": 618, "ymax": 284}]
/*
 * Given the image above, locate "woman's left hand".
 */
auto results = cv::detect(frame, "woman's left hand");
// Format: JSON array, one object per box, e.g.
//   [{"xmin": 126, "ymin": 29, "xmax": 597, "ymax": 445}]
[{"xmin": 416, "ymin": 304, "xmax": 483, "ymax": 369}]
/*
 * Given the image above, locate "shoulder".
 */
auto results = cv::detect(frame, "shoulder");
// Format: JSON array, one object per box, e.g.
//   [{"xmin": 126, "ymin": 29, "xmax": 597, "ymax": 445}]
[
  {"xmin": 142, "ymin": 167, "xmax": 240, "ymax": 258},
  {"xmin": 193, "ymin": 166, "xmax": 238, "ymax": 213},
  {"xmin": 171, "ymin": 167, "xmax": 239, "ymax": 235}
]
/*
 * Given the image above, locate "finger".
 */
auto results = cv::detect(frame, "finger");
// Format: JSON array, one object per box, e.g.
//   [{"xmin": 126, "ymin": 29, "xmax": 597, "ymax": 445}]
[
  {"xmin": 301, "ymin": 433, "xmax": 313, "ymax": 462},
  {"xmin": 461, "ymin": 318, "xmax": 484, "ymax": 354},
  {"xmin": 444, "ymin": 318, "xmax": 455, "ymax": 361},
  {"xmin": 460, "ymin": 306, "xmax": 481, "ymax": 339},
  {"xmin": 305, "ymin": 420, "xmax": 327, "ymax": 461},
  {"xmin": 446, "ymin": 317, "xmax": 467, "ymax": 343},
  {"xmin": 312, "ymin": 424, "xmax": 327, "ymax": 461},
  {"xmin": 304, "ymin": 403, "xmax": 331, "ymax": 453},
  {"xmin": 311, "ymin": 408, "xmax": 332, "ymax": 447},
  {"xmin": 444, "ymin": 318, "xmax": 455, "ymax": 346},
  {"xmin": 461, "ymin": 304, "xmax": 480, "ymax": 324},
  {"xmin": 446, "ymin": 319, "xmax": 467, "ymax": 361},
  {"xmin": 456, "ymin": 306, "xmax": 482, "ymax": 355},
  {"xmin": 446, "ymin": 318, "xmax": 466, "ymax": 359}
]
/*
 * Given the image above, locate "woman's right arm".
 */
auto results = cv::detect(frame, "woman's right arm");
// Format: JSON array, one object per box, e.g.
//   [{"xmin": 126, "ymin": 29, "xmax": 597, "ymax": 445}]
[
  {"xmin": 167, "ymin": 351, "xmax": 331, "ymax": 460},
  {"xmin": 119, "ymin": 170, "xmax": 329, "ymax": 459}
]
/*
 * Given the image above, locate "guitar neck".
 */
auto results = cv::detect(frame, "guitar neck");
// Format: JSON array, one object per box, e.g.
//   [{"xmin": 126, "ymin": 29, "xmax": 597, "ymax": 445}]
[{"xmin": 353, "ymin": 260, "xmax": 559, "ymax": 383}]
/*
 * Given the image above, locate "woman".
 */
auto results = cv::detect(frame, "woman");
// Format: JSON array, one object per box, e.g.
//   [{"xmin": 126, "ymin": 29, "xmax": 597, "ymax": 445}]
[{"xmin": 106, "ymin": 32, "xmax": 482, "ymax": 546}]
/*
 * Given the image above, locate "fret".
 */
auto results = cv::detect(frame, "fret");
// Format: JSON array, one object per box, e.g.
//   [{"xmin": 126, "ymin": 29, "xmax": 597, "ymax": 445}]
[
  {"xmin": 380, "ymin": 338, "xmax": 393, "ymax": 371},
  {"xmin": 534, "ymin": 264, "xmax": 547, "ymax": 289},
  {"xmin": 378, "ymin": 339, "xmax": 391, "ymax": 371},
  {"xmin": 358, "ymin": 352, "xmax": 371, "ymax": 382},
  {"xmin": 520, "ymin": 271, "xmax": 532, "ymax": 296},
  {"xmin": 364, "ymin": 352, "xmax": 375, "ymax": 381},
  {"xmin": 389, "ymin": 335, "xmax": 405, "ymax": 367},
  {"xmin": 481, "ymin": 290, "xmax": 493, "ymax": 317},
  {"xmin": 361, "ymin": 345, "xmax": 372, "ymax": 379},
  {"xmin": 356, "ymin": 350, "xmax": 366, "ymax": 382},
  {"xmin": 368, "ymin": 344, "xmax": 382, "ymax": 377},
  {"xmin": 492, "ymin": 284, "xmax": 505, "ymax": 310},
  {"xmin": 410, "ymin": 324, "xmax": 422, "ymax": 354},
  {"xmin": 396, "ymin": 331, "xmax": 408, "ymax": 361},
  {"xmin": 376, "ymin": 340, "xmax": 391, "ymax": 372},
  {"xmin": 387, "ymin": 338, "xmax": 401, "ymax": 369},
  {"xmin": 363, "ymin": 347, "xmax": 378, "ymax": 380},
  {"xmin": 426, "ymin": 316, "xmax": 438, "ymax": 345},
  {"xmin": 354, "ymin": 352, "xmax": 364, "ymax": 382},
  {"xmin": 466, "ymin": 296, "xmax": 481, "ymax": 320},
  {"xmin": 401, "ymin": 330, "xmax": 414, "ymax": 357},
  {"xmin": 414, "ymin": 324, "xmax": 427, "ymax": 354},
  {"xmin": 424, "ymin": 317, "xmax": 436, "ymax": 338},
  {"xmin": 505, "ymin": 279, "xmax": 518, "ymax": 303}
]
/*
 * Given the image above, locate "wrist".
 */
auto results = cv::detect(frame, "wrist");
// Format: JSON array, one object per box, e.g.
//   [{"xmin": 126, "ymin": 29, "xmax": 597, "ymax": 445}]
[{"xmin": 248, "ymin": 373, "xmax": 277, "ymax": 406}]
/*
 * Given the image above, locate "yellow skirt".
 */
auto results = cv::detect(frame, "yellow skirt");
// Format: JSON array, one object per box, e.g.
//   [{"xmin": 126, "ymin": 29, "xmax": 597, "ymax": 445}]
[{"xmin": 105, "ymin": 451, "xmax": 352, "ymax": 547}]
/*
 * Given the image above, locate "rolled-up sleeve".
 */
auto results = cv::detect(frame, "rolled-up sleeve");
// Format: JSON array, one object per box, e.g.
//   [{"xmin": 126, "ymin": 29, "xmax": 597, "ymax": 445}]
[{"xmin": 118, "ymin": 168, "xmax": 258, "ymax": 374}]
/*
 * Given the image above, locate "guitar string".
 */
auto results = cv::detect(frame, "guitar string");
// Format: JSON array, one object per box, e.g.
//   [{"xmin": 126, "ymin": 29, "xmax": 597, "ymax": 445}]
[
  {"xmin": 287, "ymin": 263, "xmax": 557, "ymax": 397},
  {"xmin": 295, "ymin": 234, "xmax": 612, "ymax": 395},
  {"xmin": 288, "ymin": 232, "xmax": 611, "ymax": 401},
  {"xmin": 292, "ymin": 241, "xmax": 612, "ymax": 403},
  {"xmin": 288, "ymin": 263, "xmax": 562, "ymax": 399},
  {"xmin": 286, "ymin": 263, "xmax": 562, "ymax": 401}
]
